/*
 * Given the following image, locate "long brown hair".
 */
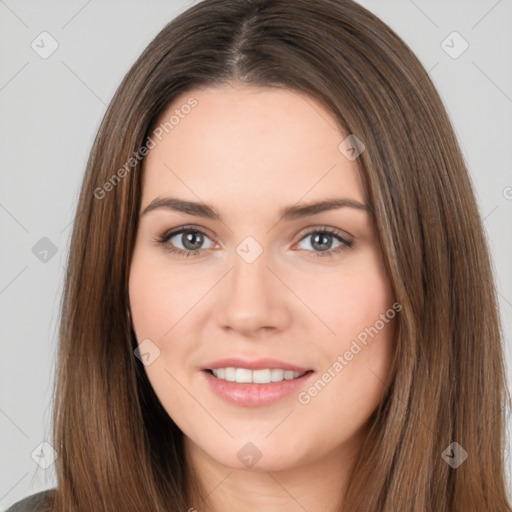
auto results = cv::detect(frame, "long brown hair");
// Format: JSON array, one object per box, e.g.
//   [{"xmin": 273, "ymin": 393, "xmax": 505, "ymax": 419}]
[{"xmin": 49, "ymin": 0, "xmax": 511, "ymax": 510}]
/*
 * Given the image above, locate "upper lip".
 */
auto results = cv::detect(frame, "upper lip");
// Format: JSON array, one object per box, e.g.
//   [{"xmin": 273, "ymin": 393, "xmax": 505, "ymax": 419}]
[{"xmin": 201, "ymin": 357, "xmax": 312, "ymax": 373}]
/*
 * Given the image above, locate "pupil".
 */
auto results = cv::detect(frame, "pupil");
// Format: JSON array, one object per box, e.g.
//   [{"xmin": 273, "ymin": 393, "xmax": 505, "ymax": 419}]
[
  {"xmin": 312, "ymin": 233, "xmax": 331, "ymax": 251},
  {"xmin": 183, "ymin": 231, "xmax": 203, "ymax": 250}
]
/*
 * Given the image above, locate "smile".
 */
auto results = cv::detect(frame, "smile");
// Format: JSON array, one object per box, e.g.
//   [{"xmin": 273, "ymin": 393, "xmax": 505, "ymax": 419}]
[{"xmin": 202, "ymin": 368, "xmax": 315, "ymax": 407}]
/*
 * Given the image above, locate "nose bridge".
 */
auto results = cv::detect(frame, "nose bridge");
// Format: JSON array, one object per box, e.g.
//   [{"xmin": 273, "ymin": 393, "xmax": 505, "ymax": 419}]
[
  {"xmin": 230, "ymin": 237, "xmax": 273, "ymax": 301},
  {"xmin": 216, "ymin": 235, "xmax": 289, "ymax": 333}
]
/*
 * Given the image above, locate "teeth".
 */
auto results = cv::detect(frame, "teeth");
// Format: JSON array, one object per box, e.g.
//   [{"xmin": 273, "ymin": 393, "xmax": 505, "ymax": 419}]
[{"xmin": 210, "ymin": 367, "xmax": 304, "ymax": 383}]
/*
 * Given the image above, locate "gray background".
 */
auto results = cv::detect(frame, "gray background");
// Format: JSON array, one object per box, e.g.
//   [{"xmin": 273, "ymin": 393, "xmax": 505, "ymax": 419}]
[{"xmin": 1, "ymin": 0, "xmax": 511, "ymax": 508}]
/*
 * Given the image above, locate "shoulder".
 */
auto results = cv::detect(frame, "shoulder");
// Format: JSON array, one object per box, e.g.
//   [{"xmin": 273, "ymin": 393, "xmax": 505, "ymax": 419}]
[{"xmin": 5, "ymin": 489, "xmax": 56, "ymax": 512}]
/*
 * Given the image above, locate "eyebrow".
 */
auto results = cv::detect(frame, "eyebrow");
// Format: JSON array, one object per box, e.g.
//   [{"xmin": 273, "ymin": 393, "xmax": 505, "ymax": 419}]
[{"xmin": 140, "ymin": 196, "xmax": 371, "ymax": 221}]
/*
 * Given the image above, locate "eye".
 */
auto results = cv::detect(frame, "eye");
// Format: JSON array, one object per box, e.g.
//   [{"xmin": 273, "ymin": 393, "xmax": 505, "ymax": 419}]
[
  {"xmin": 153, "ymin": 226, "xmax": 215, "ymax": 258},
  {"xmin": 153, "ymin": 225, "xmax": 353, "ymax": 259},
  {"xmin": 295, "ymin": 227, "xmax": 353, "ymax": 258}
]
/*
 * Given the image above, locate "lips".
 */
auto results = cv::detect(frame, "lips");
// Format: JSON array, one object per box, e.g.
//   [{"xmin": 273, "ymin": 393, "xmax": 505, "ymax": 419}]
[{"xmin": 200, "ymin": 356, "xmax": 315, "ymax": 407}]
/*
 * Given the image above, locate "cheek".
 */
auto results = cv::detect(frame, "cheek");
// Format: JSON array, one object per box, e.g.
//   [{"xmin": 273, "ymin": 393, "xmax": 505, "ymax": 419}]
[
  {"xmin": 297, "ymin": 304, "xmax": 396, "ymax": 449},
  {"xmin": 129, "ymin": 246, "xmax": 159, "ymax": 336},
  {"xmin": 128, "ymin": 249, "xmax": 203, "ymax": 339},
  {"xmin": 128, "ymin": 250, "xmax": 205, "ymax": 396},
  {"xmin": 128, "ymin": 256, "xmax": 193, "ymax": 420},
  {"xmin": 296, "ymin": 249, "xmax": 396, "ymax": 414},
  {"xmin": 302, "ymin": 249, "xmax": 394, "ymax": 343}
]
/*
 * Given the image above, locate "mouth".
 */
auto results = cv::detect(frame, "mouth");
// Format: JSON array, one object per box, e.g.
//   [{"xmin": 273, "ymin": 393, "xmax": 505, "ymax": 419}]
[{"xmin": 200, "ymin": 358, "xmax": 315, "ymax": 407}]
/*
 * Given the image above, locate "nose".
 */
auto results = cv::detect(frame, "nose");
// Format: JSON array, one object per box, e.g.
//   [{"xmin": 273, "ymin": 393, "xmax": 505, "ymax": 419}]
[{"xmin": 215, "ymin": 246, "xmax": 291, "ymax": 337}]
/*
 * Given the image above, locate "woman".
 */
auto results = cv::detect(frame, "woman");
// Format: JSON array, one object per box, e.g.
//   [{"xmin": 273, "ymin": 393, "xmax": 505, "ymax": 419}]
[{"xmin": 7, "ymin": 0, "xmax": 511, "ymax": 510}]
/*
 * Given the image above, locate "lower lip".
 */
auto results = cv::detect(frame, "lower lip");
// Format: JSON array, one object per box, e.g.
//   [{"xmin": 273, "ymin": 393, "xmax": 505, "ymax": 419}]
[{"xmin": 201, "ymin": 370, "xmax": 314, "ymax": 407}]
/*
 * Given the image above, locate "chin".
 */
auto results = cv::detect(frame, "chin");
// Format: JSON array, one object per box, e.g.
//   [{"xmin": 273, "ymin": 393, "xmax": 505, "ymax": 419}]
[{"xmin": 189, "ymin": 434, "xmax": 313, "ymax": 473}]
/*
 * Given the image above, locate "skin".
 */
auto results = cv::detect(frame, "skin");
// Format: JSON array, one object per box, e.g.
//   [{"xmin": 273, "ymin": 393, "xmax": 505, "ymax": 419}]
[{"xmin": 128, "ymin": 82, "xmax": 397, "ymax": 512}]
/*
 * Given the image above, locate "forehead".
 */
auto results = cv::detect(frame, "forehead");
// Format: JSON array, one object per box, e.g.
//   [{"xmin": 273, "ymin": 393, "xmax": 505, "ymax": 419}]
[{"xmin": 141, "ymin": 84, "xmax": 365, "ymax": 213}]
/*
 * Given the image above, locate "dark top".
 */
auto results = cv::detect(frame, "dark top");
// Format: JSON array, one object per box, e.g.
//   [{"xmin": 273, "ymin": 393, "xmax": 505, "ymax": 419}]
[{"xmin": 5, "ymin": 490, "xmax": 55, "ymax": 512}]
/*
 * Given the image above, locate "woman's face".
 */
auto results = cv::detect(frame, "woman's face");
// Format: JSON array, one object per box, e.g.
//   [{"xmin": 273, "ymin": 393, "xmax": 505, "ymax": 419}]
[{"xmin": 129, "ymin": 83, "xmax": 397, "ymax": 472}]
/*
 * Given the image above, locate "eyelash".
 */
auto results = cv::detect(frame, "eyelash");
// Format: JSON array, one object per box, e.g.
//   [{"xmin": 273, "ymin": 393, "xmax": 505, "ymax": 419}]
[{"xmin": 153, "ymin": 224, "xmax": 354, "ymax": 260}]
